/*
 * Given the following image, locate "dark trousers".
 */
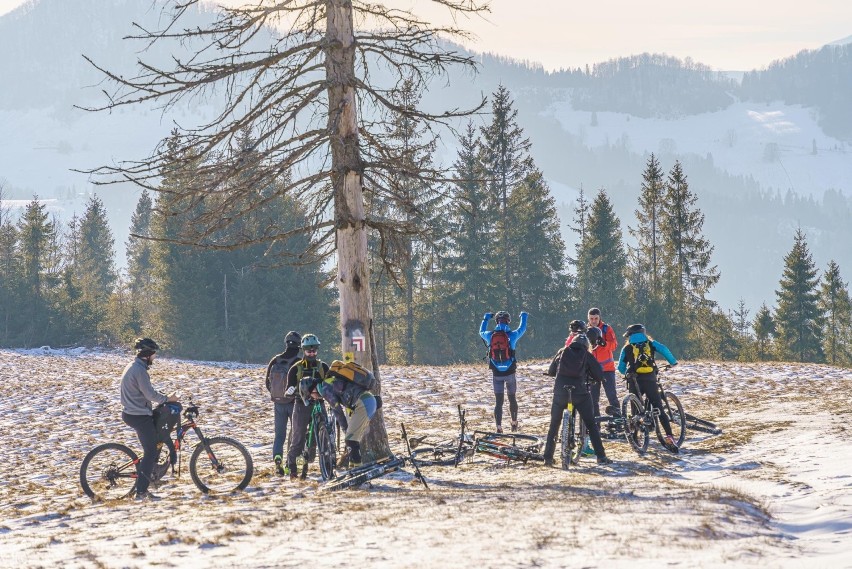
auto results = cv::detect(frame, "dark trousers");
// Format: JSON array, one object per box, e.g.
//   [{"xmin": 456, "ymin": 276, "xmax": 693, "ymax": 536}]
[
  {"xmin": 122, "ymin": 412, "xmax": 159, "ymax": 494},
  {"xmin": 273, "ymin": 400, "xmax": 295, "ymax": 461},
  {"xmin": 631, "ymin": 373, "xmax": 672, "ymax": 436},
  {"xmin": 591, "ymin": 370, "xmax": 620, "ymax": 416},
  {"xmin": 286, "ymin": 400, "xmax": 315, "ymax": 471},
  {"xmin": 543, "ymin": 378, "xmax": 606, "ymax": 461},
  {"xmin": 492, "ymin": 373, "xmax": 518, "ymax": 426}
]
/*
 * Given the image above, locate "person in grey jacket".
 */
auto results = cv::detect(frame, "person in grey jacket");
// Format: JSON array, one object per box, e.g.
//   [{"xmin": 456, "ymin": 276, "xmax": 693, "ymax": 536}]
[{"xmin": 121, "ymin": 337, "xmax": 177, "ymax": 500}]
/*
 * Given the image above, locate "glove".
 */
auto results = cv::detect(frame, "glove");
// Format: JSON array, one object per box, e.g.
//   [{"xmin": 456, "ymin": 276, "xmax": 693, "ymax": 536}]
[
  {"xmin": 520, "ymin": 311, "xmax": 528, "ymax": 318},
  {"xmin": 285, "ymin": 385, "xmax": 296, "ymax": 396},
  {"xmin": 483, "ymin": 312, "xmax": 493, "ymax": 321},
  {"xmin": 597, "ymin": 337, "xmax": 606, "ymax": 347}
]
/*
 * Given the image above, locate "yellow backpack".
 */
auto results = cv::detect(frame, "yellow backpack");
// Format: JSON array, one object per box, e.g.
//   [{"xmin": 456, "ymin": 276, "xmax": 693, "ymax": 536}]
[{"xmin": 630, "ymin": 341, "xmax": 657, "ymax": 374}]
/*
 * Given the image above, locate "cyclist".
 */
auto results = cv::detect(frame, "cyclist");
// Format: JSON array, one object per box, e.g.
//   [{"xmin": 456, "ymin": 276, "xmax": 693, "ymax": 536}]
[
  {"xmin": 264, "ymin": 330, "xmax": 302, "ymax": 476},
  {"xmin": 617, "ymin": 324, "xmax": 680, "ymax": 453},
  {"xmin": 285, "ymin": 333, "xmax": 333, "ymax": 481},
  {"xmin": 120, "ymin": 337, "xmax": 178, "ymax": 501},
  {"xmin": 315, "ymin": 365, "xmax": 379, "ymax": 469},
  {"xmin": 542, "ymin": 334, "xmax": 612, "ymax": 466},
  {"xmin": 586, "ymin": 307, "xmax": 620, "ymax": 418},
  {"xmin": 479, "ymin": 310, "xmax": 528, "ymax": 433}
]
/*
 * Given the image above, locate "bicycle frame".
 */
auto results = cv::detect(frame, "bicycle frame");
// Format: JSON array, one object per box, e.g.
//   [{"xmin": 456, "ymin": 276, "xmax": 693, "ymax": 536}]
[{"xmin": 302, "ymin": 398, "xmax": 337, "ymax": 479}]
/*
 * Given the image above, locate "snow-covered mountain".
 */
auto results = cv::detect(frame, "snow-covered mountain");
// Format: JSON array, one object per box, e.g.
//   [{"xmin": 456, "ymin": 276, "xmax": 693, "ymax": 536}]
[{"xmin": 1, "ymin": 0, "xmax": 850, "ymax": 314}]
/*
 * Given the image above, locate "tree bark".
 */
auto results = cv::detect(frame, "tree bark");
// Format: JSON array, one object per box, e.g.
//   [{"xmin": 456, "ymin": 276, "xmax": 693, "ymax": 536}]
[{"xmin": 326, "ymin": 0, "xmax": 390, "ymax": 461}]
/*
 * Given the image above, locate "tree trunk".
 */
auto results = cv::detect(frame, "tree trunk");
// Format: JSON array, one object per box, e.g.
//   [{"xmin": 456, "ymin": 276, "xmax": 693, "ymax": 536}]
[{"xmin": 326, "ymin": 0, "xmax": 390, "ymax": 461}]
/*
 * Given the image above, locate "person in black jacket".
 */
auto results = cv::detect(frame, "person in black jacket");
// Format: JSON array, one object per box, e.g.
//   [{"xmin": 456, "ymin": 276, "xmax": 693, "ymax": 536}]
[
  {"xmin": 264, "ymin": 330, "xmax": 302, "ymax": 476},
  {"xmin": 542, "ymin": 334, "xmax": 612, "ymax": 466}
]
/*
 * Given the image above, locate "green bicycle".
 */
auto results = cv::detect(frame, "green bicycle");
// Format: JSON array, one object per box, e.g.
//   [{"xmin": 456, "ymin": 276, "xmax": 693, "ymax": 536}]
[{"xmin": 300, "ymin": 397, "xmax": 338, "ymax": 481}]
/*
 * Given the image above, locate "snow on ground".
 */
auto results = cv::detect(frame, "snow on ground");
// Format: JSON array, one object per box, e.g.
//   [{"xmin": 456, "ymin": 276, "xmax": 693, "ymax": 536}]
[
  {"xmin": 0, "ymin": 348, "xmax": 850, "ymax": 568},
  {"xmin": 547, "ymin": 100, "xmax": 852, "ymax": 197}
]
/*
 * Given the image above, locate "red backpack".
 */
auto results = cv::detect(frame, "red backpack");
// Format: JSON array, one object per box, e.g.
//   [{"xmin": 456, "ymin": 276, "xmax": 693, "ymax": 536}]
[{"xmin": 489, "ymin": 330, "xmax": 511, "ymax": 364}]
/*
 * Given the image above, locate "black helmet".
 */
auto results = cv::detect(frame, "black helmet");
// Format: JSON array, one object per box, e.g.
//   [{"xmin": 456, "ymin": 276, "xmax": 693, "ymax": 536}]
[
  {"xmin": 570, "ymin": 333, "xmax": 590, "ymax": 349},
  {"xmin": 495, "ymin": 311, "xmax": 510, "ymax": 323},
  {"xmin": 284, "ymin": 330, "xmax": 302, "ymax": 348},
  {"xmin": 134, "ymin": 337, "xmax": 160, "ymax": 353},
  {"xmin": 569, "ymin": 319, "xmax": 587, "ymax": 333},
  {"xmin": 586, "ymin": 326, "xmax": 602, "ymax": 345},
  {"xmin": 623, "ymin": 324, "xmax": 646, "ymax": 338}
]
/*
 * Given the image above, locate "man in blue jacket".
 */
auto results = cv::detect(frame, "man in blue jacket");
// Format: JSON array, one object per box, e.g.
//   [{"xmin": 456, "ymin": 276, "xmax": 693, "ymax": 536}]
[{"xmin": 480, "ymin": 310, "xmax": 528, "ymax": 433}]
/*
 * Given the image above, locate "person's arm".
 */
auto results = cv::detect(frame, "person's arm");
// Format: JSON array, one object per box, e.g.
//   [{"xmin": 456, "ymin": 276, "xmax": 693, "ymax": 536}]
[
  {"xmin": 264, "ymin": 357, "xmax": 275, "ymax": 392},
  {"xmin": 604, "ymin": 324, "xmax": 617, "ymax": 351},
  {"xmin": 479, "ymin": 313, "xmax": 492, "ymax": 341},
  {"xmin": 616, "ymin": 345, "xmax": 628, "ymax": 375},
  {"xmin": 514, "ymin": 312, "xmax": 528, "ymax": 338},
  {"xmin": 652, "ymin": 341, "xmax": 678, "ymax": 366},
  {"xmin": 546, "ymin": 348, "xmax": 563, "ymax": 376},
  {"xmin": 135, "ymin": 367, "xmax": 168, "ymax": 406},
  {"xmin": 586, "ymin": 353, "xmax": 604, "ymax": 382},
  {"xmin": 286, "ymin": 364, "xmax": 300, "ymax": 390}
]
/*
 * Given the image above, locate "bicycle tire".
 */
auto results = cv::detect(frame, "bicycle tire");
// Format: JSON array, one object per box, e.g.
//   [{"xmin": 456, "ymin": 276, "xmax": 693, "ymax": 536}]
[
  {"xmin": 683, "ymin": 412, "xmax": 722, "ymax": 435},
  {"xmin": 316, "ymin": 420, "xmax": 336, "ymax": 481},
  {"xmin": 80, "ymin": 442, "xmax": 138, "ymax": 500},
  {"xmin": 560, "ymin": 410, "xmax": 573, "ymax": 469},
  {"xmin": 475, "ymin": 440, "xmax": 545, "ymax": 463},
  {"xmin": 189, "ymin": 436, "xmax": 253, "ymax": 494},
  {"xmin": 622, "ymin": 394, "xmax": 650, "ymax": 455},
  {"xmin": 656, "ymin": 392, "xmax": 686, "ymax": 448},
  {"xmin": 411, "ymin": 444, "xmax": 462, "ymax": 467},
  {"xmin": 323, "ymin": 457, "xmax": 404, "ymax": 491}
]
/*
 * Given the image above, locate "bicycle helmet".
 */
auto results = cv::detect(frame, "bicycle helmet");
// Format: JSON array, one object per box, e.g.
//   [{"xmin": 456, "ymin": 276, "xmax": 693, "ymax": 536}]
[
  {"xmin": 623, "ymin": 323, "xmax": 646, "ymax": 338},
  {"xmin": 585, "ymin": 326, "xmax": 602, "ymax": 346},
  {"xmin": 495, "ymin": 311, "xmax": 510, "ymax": 324},
  {"xmin": 301, "ymin": 334, "xmax": 321, "ymax": 349},
  {"xmin": 569, "ymin": 319, "xmax": 587, "ymax": 333},
  {"xmin": 284, "ymin": 330, "xmax": 302, "ymax": 348},
  {"xmin": 134, "ymin": 337, "xmax": 160, "ymax": 354},
  {"xmin": 570, "ymin": 333, "xmax": 590, "ymax": 349}
]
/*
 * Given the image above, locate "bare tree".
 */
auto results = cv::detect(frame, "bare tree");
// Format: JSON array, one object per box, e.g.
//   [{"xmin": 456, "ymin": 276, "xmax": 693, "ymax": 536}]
[{"xmin": 79, "ymin": 0, "xmax": 488, "ymax": 459}]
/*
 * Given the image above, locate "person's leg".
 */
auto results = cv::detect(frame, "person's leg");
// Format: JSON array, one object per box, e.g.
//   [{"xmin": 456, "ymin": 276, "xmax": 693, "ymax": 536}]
[
  {"xmin": 492, "ymin": 375, "xmax": 505, "ymax": 431},
  {"xmin": 590, "ymin": 380, "xmax": 602, "ymax": 418},
  {"xmin": 576, "ymin": 392, "xmax": 606, "ymax": 458},
  {"xmin": 602, "ymin": 370, "xmax": 619, "ymax": 412},
  {"xmin": 272, "ymin": 402, "xmax": 291, "ymax": 461},
  {"xmin": 640, "ymin": 376, "xmax": 673, "ymax": 436},
  {"xmin": 287, "ymin": 401, "xmax": 310, "ymax": 474},
  {"xmin": 122, "ymin": 412, "xmax": 159, "ymax": 495},
  {"xmin": 505, "ymin": 373, "xmax": 519, "ymax": 429},
  {"xmin": 542, "ymin": 387, "xmax": 569, "ymax": 463},
  {"xmin": 345, "ymin": 396, "xmax": 377, "ymax": 464}
]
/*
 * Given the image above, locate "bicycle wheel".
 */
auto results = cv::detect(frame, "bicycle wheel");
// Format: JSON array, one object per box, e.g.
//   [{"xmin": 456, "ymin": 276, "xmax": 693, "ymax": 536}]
[
  {"xmin": 622, "ymin": 394, "xmax": 650, "ymax": 455},
  {"xmin": 683, "ymin": 412, "xmax": 722, "ymax": 435},
  {"xmin": 323, "ymin": 457, "xmax": 404, "ymax": 492},
  {"xmin": 316, "ymin": 421, "xmax": 336, "ymax": 481},
  {"xmin": 411, "ymin": 444, "xmax": 461, "ymax": 467},
  {"xmin": 560, "ymin": 410, "xmax": 573, "ymax": 469},
  {"xmin": 80, "ymin": 443, "xmax": 138, "ymax": 500},
  {"xmin": 189, "ymin": 436, "xmax": 253, "ymax": 494},
  {"xmin": 656, "ymin": 392, "xmax": 686, "ymax": 448}
]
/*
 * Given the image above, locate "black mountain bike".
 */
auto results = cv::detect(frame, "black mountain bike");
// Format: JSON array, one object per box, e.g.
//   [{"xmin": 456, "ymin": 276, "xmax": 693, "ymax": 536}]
[
  {"xmin": 299, "ymin": 397, "xmax": 338, "ymax": 481},
  {"xmin": 80, "ymin": 401, "xmax": 253, "ymax": 499},
  {"xmin": 474, "ymin": 430, "xmax": 546, "ymax": 464},
  {"xmin": 621, "ymin": 366, "xmax": 686, "ymax": 455},
  {"xmin": 323, "ymin": 423, "xmax": 428, "ymax": 492},
  {"xmin": 409, "ymin": 405, "xmax": 475, "ymax": 467}
]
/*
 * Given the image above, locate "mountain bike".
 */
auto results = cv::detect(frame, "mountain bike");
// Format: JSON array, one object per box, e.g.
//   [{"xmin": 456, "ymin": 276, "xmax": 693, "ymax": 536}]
[
  {"xmin": 621, "ymin": 366, "xmax": 685, "ymax": 455},
  {"xmin": 323, "ymin": 423, "xmax": 428, "ymax": 491},
  {"xmin": 473, "ymin": 430, "xmax": 545, "ymax": 464},
  {"xmin": 559, "ymin": 384, "xmax": 588, "ymax": 469},
  {"xmin": 683, "ymin": 412, "xmax": 722, "ymax": 435},
  {"xmin": 409, "ymin": 405, "xmax": 475, "ymax": 467},
  {"xmin": 299, "ymin": 397, "xmax": 338, "ymax": 481},
  {"xmin": 80, "ymin": 401, "xmax": 253, "ymax": 500}
]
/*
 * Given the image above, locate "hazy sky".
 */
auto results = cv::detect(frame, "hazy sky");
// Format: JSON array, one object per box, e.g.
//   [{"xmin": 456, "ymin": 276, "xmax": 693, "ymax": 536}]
[{"xmin": 1, "ymin": 0, "xmax": 850, "ymax": 71}]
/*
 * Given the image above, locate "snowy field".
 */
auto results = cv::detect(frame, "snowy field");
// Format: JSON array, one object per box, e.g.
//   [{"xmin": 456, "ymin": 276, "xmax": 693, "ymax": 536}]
[{"xmin": 0, "ymin": 348, "xmax": 850, "ymax": 568}]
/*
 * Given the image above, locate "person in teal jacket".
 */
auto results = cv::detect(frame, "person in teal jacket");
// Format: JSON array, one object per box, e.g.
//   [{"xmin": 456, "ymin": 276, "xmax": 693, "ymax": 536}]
[
  {"xmin": 480, "ymin": 310, "xmax": 528, "ymax": 433},
  {"xmin": 617, "ymin": 323, "xmax": 680, "ymax": 453}
]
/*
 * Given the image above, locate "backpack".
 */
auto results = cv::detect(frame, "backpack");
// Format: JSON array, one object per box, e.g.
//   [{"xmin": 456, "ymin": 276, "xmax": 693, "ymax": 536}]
[
  {"xmin": 488, "ymin": 330, "xmax": 513, "ymax": 366},
  {"xmin": 629, "ymin": 341, "xmax": 657, "ymax": 374},
  {"xmin": 268, "ymin": 354, "xmax": 299, "ymax": 402},
  {"xmin": 329, "ymin": 360, "xmax": 377, "ymax": 391}
]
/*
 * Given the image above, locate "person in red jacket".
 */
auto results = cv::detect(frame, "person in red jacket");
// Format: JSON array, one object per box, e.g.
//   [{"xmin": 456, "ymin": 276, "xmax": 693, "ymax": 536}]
[{"xmin": 587, "ymin": 307, "xmax": 620, "ymax": 418}]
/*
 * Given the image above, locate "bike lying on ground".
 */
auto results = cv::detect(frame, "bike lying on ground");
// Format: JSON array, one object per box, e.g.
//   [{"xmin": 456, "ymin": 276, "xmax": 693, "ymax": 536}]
[
  {"xmin": 621, "ymin": 366, "xmax": 686, "ymax": 455},
  {"xmin": 323, "ymin": 423, "xmax": 428, "ymax": 492},
  {"xmin": 473, "ymin": 430, "xmax": 546, "ymax": 464},
  {"xmin": 409, "ymin": 405, "xmax": 475, "ymax": 467},
  {"xmin": 80, "ymin": 401, "xmax": 253, "ymax": 500},
  {"xmin": 683, "ymin": 412, "xmax": 722, "ymax": 435}
]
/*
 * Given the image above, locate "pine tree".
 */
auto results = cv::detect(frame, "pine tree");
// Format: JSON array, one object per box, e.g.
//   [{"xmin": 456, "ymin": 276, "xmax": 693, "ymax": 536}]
[
  {"xmin": 127, "ymin": 190, "xmax": 154, "ymax": 296},
  {"xmin": 818, "ymin": 261, "xmax": 852, "ymax": 365},
  {"xmin": 576, "ymin": 188, "xmax": 629, "ymax": 328},
  {"xmin": 507, "ymin": 170, "xmax": 569, "ymax": 355},
  {"xmin": 752, "ymin": 303, "xmax": 775, "ymax": 361},
  {"xmin": 16, "ymin": 197, "xmax": 58, "ymax": 346},
  {"xmin": 481, "ymin": 85, "xmax": 535, "ymax": 308},
  {"xmin": 774, "ymin": 229, "xmax": 823, "ymax": 362},
  {"xmin": 660, "ymin": 160, "xmax": 720, "ymax": 356},
  {"xmin": 0, "ymin": 186, "xmax": 21, "ymax": 344},
  {"xmin": 568, "ymin": 185, "xmax": 589, "ymax": 306}
]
